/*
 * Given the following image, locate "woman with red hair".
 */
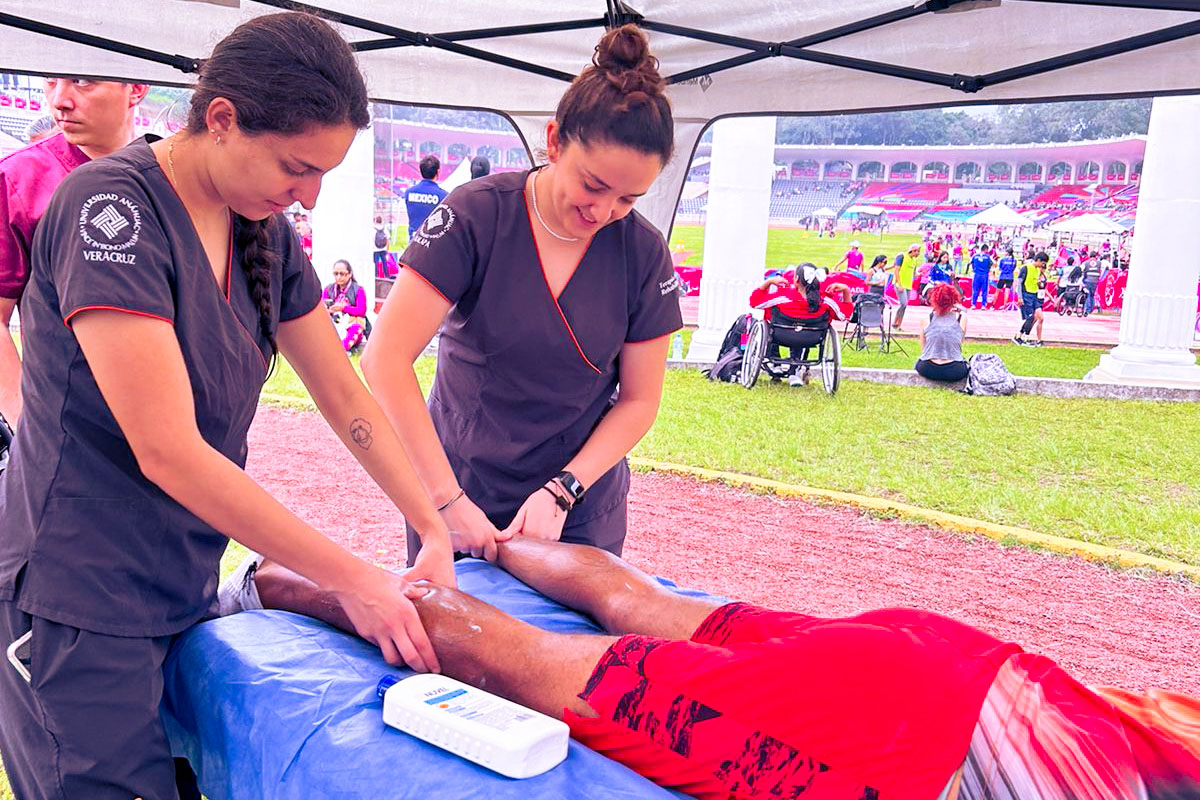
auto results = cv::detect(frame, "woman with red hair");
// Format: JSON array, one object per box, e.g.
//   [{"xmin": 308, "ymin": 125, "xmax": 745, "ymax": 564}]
[{"xmin": 916, "ymin": 283, "xmax": 969, "ymax": 381}]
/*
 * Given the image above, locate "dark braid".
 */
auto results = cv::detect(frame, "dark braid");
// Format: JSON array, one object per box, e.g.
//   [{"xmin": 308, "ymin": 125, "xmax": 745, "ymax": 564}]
[
  {"xmin": 234, "ymin": 215, "xmax": 280, "ymax": 372},
  {"xmin": 184, "ymin": 12, "xmax": 369, "ymax": 374}
]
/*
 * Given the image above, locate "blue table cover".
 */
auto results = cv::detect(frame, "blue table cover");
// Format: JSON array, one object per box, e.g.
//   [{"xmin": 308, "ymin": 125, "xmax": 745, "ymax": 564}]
[{"xmin": 163, "ymin": 559, "xmax": 712, "ymax": 799}]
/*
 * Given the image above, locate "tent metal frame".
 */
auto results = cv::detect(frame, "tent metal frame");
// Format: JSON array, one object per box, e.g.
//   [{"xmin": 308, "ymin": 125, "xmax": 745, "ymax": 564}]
[{"xmin": 0, "ymin": 0, "xmax": 1196, "ymax": 94}]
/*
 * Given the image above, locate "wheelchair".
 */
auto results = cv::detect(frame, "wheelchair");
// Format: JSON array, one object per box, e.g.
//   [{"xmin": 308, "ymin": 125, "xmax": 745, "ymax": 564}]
[
  {"xmin": 1055, "ymin": 284, "xmax": 1088, "ymax": 316},
  {"xmin": 739, "ymin": 309, "xmax": 840, "ymax": 395}
]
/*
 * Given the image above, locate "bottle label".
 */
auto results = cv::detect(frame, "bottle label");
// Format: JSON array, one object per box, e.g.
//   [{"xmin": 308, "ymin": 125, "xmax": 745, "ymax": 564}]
[{"xmin": 423, "ymin": 686, "xmax": 536, "ymax": 731}]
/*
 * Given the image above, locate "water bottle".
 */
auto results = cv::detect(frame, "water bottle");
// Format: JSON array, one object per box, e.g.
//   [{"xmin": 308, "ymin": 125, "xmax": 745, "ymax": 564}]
[{"xmin": 671, "ymin": 332, "xmax": 684, "ymax": 361}]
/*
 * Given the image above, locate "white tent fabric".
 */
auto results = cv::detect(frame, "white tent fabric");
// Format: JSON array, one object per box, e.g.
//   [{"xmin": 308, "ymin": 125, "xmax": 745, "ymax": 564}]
[
  {"xmin": 1046, "ymin": 212, "xmax": 1126, "ymax": 235},
  {"xmin": 811, "ymin": 206, "xmax": 837, "ymax": 217},
  {"xmin": 844, "ymin": 204, "xmax": 886, "ymax": 215},
  {"xmin": 1, "ymin": 1, "xmax": 1197, "ymax": 234},
  {"xmin": 965, "ymin": 203, "xmax": 1034, "ymax": 227}
]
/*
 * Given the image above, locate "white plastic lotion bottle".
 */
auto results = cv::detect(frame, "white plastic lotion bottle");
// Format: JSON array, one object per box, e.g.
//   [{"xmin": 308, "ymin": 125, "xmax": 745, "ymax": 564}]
[{"xmin": 378, "ymin": 673, "xmax": 570, "ymax": 779}]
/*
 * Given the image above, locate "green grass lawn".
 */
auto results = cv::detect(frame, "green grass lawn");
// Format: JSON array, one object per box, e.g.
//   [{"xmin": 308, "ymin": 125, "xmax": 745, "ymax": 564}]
[
  {"xmin": 255, "ymin": 352, "xmax": 1200, "ymax": 567},
  {"xmin": 669, "ymin": 224, "xmax": 923, "ymax": 273}
]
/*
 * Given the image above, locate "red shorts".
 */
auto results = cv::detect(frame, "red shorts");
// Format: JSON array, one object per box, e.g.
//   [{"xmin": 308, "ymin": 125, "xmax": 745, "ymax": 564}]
[{"xmin": 565, "ymin": 603, "xmax": 1022, "ymax": 799}]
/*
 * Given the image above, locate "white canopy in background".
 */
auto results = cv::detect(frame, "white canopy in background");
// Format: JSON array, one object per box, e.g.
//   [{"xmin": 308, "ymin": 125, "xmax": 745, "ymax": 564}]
[
  {"xmin": 1046, "ymin": 212, "xmax": 1127, "ymax": 235},
  {"xmin": 811, "ymin": 206, "xmax": 838, "ymax": 218},
  {"xmin": 965, "ymin": 203, "xmax": 1034, "ymax": 227},
  {"xmin": 844, "ymin": 205, "xmax": 886, "ymax": 216},
  {"xmin": 1, "ymin": 1, "xmax": 1198, "ymax": 234}
]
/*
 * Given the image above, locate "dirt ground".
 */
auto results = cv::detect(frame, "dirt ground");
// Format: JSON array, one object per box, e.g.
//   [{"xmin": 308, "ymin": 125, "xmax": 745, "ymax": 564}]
[{"xmin": 248, "ymin": 404, "xmax": 1200, "ymax": 697}]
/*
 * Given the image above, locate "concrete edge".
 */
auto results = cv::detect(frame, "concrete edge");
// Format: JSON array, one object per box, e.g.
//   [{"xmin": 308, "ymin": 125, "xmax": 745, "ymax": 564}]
[{"xmin": 629, "ymin": 457, "xmax": 1200, "ymax": 581}]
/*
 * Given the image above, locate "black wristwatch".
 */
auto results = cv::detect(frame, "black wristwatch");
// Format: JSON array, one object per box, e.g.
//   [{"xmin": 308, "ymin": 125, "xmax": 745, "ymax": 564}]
[{"xmin": 554, "ymin": 471, "xmax": 586, "ymax": 507}]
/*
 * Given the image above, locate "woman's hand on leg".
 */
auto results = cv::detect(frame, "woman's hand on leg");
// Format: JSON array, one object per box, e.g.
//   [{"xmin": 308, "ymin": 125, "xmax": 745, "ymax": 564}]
[
  {"xmin": 442, "ymin": 494, "xmax": 504, "ymax": 562},
  {"xmin": 502, "ymin": 488, "xmax": 567, "ymax": 543},
  {"xmin": 328, "ymin": 563, "xmax": 439, "ymax": 673}
]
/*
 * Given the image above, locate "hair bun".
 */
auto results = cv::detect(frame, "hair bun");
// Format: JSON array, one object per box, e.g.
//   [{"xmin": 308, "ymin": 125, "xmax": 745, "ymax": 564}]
[{"xmin": 593, "ymin": 25, "xmax": 662, "ymax": 93}]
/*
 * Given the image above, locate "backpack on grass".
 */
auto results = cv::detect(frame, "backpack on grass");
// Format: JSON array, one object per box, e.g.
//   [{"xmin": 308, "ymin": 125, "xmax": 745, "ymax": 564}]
[
  {"xmin": 706, "ymin": 314, "xmax": 753, "ymax": 382},
  {"xmin": 964, "ymin": 353, "xmax": 1016, "ymax": 396}
]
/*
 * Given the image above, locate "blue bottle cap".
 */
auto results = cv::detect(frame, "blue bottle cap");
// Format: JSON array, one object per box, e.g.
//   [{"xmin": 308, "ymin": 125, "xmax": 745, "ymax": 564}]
[{"xmin": 377, "ymin": 674, "xmax": 401, "ymax": 699}]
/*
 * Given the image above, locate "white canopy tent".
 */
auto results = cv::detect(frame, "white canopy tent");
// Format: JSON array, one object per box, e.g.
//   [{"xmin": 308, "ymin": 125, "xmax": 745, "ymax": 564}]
[
  {"xmin": 1, "ymin": 0, "xmax": 1198, "ymax": 235},
  {"xmin": 811, "ymin": 206, "xmax": 838, "ymax": 218},
  {"xmin": 965, "ymin": 203, "xmax": 1034, "ymax": 228},
  {"xmin": 2, "ymin": 0, "xmax": 1198, "ymax": 386},
  {"xmin": 1046, "ymin": 212, "xmax": 1128, "ymax": 235},
  {"xmin": 843, "ymin": 204, "xmax": 887, "ymax": 216}
]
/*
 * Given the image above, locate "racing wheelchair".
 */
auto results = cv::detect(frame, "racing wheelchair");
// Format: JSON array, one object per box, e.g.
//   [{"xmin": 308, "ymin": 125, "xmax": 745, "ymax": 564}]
[{"xmin": 739, "ymin": 308, "xmax": 841, "ymax": 395}]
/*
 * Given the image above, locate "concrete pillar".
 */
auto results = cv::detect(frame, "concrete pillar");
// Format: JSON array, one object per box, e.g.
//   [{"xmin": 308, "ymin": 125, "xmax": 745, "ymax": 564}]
[
  {"xmin": 686, "ymin": 116, "xmax": 775, "ymax": 363},
  {"xmin": 818, "ymin": 160, "xmax": 826, "ymax": 182},
  {"xmin": 1086, "ymin": 96, "xmax": 1200, "ymax": 387},
  {"xmin": 1123, "ymin": 160, "xmax": 1132, "ymax": 186},
  {"xmin": 311, "ymin": 127, "xmax": 375, "ymax": 317}
]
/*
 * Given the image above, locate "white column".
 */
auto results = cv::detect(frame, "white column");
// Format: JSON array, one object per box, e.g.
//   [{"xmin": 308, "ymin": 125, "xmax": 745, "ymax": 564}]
[
  {"xmin": 686, "ymin": 116, "xmax": 775, "ymax": 363},
  {"xmin": 818, "ymin": 160, "xmax": 826, "ymax": 182},
  {"xmin": 1086, "ymin": 96, "xmax": 1200, "ymax": 387},
  {"xmin": 311, "ymin": 128, "xmax": 376, "ymax": 316}
]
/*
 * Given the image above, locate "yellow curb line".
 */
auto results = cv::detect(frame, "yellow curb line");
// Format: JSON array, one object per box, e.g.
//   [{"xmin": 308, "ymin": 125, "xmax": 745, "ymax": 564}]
[{"xmin": 629, "ymin": 457, "xmax": 1200, "ymax": 581}]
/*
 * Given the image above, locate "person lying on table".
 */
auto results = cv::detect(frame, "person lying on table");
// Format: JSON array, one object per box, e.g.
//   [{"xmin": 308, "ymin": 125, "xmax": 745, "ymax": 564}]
[{"xmin": 241, "ymin": 538, "xmax": 1200, "ymax": 800}]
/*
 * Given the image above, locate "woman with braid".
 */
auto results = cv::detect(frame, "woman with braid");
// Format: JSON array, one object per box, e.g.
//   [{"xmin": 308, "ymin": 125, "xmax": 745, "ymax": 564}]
[{"xmin": 0, "ymin": 13, "xmax": 454, "ymax": 800}]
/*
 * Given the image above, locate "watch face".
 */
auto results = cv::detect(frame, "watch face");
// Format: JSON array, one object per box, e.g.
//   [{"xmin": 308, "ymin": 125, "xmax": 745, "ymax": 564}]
[{"xmin": 558, "ymin": 472, "xmax": 584, "ymax": 500}]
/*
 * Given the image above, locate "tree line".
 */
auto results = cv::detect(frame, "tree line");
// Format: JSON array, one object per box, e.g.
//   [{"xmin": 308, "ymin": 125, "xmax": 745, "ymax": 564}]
[{"xmin": 775, "ymin": 99, "xmax": 1152, "ymax": 146}]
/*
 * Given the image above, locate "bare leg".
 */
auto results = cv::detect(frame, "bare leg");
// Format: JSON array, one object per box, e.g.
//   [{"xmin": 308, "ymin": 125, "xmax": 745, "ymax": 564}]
[
  {"xmin": 495, "ymin": 538, "xmax": 725, "ymax": 640},
  {"xmin": 253, "ymin": 562, "xmax": 610, "ymax": 721}
]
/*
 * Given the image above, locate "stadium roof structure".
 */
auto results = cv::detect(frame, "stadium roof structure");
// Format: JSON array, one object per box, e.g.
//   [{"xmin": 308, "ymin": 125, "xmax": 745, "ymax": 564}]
[{"xmin": 1, "ymin": 0, "xmax": 1196, "ymax": 233}]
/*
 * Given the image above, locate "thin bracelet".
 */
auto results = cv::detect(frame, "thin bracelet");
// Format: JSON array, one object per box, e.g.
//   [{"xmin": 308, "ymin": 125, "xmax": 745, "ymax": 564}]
[
  {"xmin": 436, "ymin": 487, "xmax": 465, "ymax": 513},
  {"xmin": 540, "ymin": 483, "xmax": 571, "ymax": 513}
]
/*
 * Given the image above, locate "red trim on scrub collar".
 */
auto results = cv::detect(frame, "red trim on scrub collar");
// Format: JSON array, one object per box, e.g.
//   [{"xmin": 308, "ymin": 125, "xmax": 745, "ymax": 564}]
[
  {"xmin": 398, "ymin": 261, "xmax": 451, "ymax": 305},
  {"xmin": 224, "ymin": 217, "xmax": 234, "ymax": 302},
  {"xmin": 63, "ymin": 306, "xmax": 175, "ymax": 328},
  {"xmin": 524, "ymin": 189, "xmax": 602, "ymax": 376}
]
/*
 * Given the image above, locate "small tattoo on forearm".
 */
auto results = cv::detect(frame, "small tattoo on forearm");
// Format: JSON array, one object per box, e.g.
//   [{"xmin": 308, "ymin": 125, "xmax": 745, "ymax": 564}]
[{"xmin": 349, "ymin": 417, "xmax": 374, "ymax": 450}]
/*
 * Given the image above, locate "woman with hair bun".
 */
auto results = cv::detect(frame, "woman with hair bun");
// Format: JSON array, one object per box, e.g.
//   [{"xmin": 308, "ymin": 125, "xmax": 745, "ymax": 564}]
[
  {"xmin": 0, "ymin": 13, "xmax": 453, "ymax": 798},
  {"xmin": 364, "ymin": 24, "xmax": 682, "ymax": 565},
  {"xmin": 916, "ymin": 283, "xmax": 970, "ymax": 382}
]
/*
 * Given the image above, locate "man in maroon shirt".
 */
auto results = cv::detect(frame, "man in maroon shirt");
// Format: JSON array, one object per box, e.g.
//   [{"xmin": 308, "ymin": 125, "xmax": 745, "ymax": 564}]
[{"xmin": 0, "ymin": 77, "xmax": 147, "ymax": 427}]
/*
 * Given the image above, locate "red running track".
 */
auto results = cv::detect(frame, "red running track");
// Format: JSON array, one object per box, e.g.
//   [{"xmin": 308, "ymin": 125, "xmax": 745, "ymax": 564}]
[{"xmin": 248, "ymin": 404, "xmax": 1200, "ymax": 697}]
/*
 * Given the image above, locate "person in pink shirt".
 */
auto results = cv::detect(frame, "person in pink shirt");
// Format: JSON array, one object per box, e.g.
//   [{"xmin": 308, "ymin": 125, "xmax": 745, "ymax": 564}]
[
  {"xmin": 0, "ymin": 78, "xmax": 147, "ymax": 429},
  {"xmin": 834, "ymin": 239, "xmax": 864, "ymax": 273}
]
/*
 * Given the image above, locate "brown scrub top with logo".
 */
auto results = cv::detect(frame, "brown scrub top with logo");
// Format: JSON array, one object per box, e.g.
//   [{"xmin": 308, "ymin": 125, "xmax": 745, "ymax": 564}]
[
  {"xmin": 0, "ymin": 137, "xmax": 322, "ymax": 637},
  {"xmin": 399, "ymin": 169, "xmax": 682, "ymax": 555}
]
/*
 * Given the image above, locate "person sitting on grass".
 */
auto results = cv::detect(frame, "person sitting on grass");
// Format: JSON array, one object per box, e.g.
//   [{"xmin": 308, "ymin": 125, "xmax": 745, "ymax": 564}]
[
  {"xmin": 916, "ymin": 283, "xmax": 968, "ymax": 382},
  {"xmin": 237, "ymin": 537, "xmax": 1200, "ymax": 800}
]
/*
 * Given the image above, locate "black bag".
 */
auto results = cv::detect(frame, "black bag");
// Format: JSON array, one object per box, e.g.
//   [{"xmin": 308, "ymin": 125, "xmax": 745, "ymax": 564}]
[
  {"xmin": 707, "ymin": 348, "xmax": 743, "ymax": 383},
  {"xmin": 374, "ymin": 227, "xmax": 388, "ymax": 249},
  {"xmin": 706, "ymin": 314, "xmax": 752, "ymax": 382}
]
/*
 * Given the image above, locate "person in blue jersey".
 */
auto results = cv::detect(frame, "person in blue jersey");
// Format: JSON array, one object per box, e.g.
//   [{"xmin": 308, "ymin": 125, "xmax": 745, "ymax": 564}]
[
  {"xmin": 404, "ymin": 155, "xmax": 447, "ymax": 238},
  {"xmin": 994, "ymin": 247, "xmax": 1017, "ymax": 308},
  {"xmin": 969, "ymin": 246, "xmax": 994, "ymax": 310},
  {"xmin": 0, "ymin": 14, "xmax": 454, "ymax": 800}
]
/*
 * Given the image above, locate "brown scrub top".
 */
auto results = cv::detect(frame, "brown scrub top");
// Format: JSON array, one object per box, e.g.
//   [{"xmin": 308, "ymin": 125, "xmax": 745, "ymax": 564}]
[{"xmin": 399, "ymin": 169, "xmax": 682, "ymax": 553}]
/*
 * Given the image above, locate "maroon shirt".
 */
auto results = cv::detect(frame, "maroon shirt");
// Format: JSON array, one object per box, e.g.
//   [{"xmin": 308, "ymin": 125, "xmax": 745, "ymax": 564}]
[{"xmin": 0, "ymin": 132, "xmax": 90, "ymax": 300}]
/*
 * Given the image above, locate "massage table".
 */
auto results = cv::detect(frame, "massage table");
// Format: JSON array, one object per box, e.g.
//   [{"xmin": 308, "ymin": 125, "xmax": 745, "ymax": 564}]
[{"xmin": 163, "ymin": 559, "xmax": 708, "ymax": 799}]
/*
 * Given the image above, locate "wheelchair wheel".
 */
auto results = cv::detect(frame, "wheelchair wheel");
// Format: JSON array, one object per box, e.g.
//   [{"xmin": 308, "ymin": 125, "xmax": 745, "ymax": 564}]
[
  {"xmin": 739, "ymin": 319, "xmax": 767, "ymax": 389},
  {"xmin": 1055, "ymin": 296, "xmax": 1067, "ymax": 316},
  {"xmin": 820, "ymin": 325, "xmax": 840, "ymax": 395}
]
